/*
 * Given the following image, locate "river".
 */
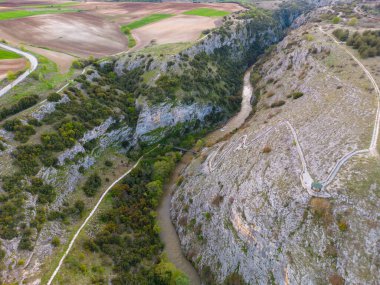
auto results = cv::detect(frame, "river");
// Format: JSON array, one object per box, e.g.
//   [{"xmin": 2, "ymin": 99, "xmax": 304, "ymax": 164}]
[{"xmin": 157, "ymin": 67, "xmax": 254, "ymax": 284}]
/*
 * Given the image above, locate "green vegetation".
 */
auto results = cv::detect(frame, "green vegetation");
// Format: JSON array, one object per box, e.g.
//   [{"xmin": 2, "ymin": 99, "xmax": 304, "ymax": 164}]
[
  {"xmin": 0, "ymin": 49, "xmax": 21, "ymax": 60},
  {"xmin": 0, "ymin": 8, "xmax": 80, "ymax": 21},
  {"xmin": 332, "ymin": 29, "xmax": 350, "ymax": 42},
  {"xmin": 0, "ymin": 3, "xmax": 312, "ymax": 281},
  {"xmin": 125, "ymin": 14, "xmax": 173, "ymax": 30},
  {"xmin": 347, "ymin": 17, "xmax": 358, "ymax": 26},
  {"xmin": 0, "ymin": 94, "xmax": 39, "ymax": 121},
  {"xmin": 332, "ymin": 16, "xmax": 341, "ymax": 24},
  {"xmin": 183, "ymin": 8, "xmax": 230, "ymax": 17},
  {"xmin": 347, "ymin": 30, "xmax": 380, "ymax": 58},
  {"xmin": 82, "ymin": 173, "xmax": 102, "ymax": 197},
  {"xmin": 120, "ymin": 26, "xmax": 136, "ymax": 48},
  {"xmin": 47, "ymin": 92, "xmax": 61, "ymax": 102},
  {"xmin": 291, "ymin": 91, "xmax": 304, "ymax": 99},
  {"xmin": 0, "ymin": 52, "xmax": 74, "ymax": 107}
]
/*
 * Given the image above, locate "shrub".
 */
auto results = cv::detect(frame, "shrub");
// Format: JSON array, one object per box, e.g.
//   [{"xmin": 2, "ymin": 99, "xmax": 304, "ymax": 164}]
[
  {"xmin": 6, "ymin": 71, "xmax": 16, "ymax": 81},
  {"xmin": 47, "ymin": 92, "xmax": 61, "ymax": 102},
  {"xmin": 346, "ymin": 30, "xmax": 380, "ymax": 58},
  {"xmin": 332, "ymin": 16, "xmax": 341, "ymax": 24},
  {"xmin": 337, "ymin": 219, "xmax": 348, "ymax": 231},
  {"xmin": 0, "ymin": 95, "xmax": 39, "ymax": 121},
  {"xmin": 3, "ymin": 119, "xmax": 22, "ymax": 131},
  {"xmin": 304, "ymin": 34, "xmax": 314, "ymax": 41},
  {"xmin": 104, "ymin": 160, "xmax": 113, "ymax": 167},
  {"xmin": 83, "ymin": 173, "xmax": 102, "ymax": 197},
  {"xmin": 262, "ymin": 145, "xmax": 272, "ymax": 153},
  {"xmin": 329, "ymin": 274, "xmax": 345, "ymax": 285},
  {"xmin": 309, "ymin": 198, "xmax": 333, "ymax": 227},
  {"xmin": 212, "ymin": 195, "xmax": 224, "ymax": 207},
  {"xmin": 270, "ymin": 100, "xmax": 285, "ymax": 108},
  {"xmin": 348, "ymin": 17, "xmax": 358, "ymax": 26},
  {"xmin": 291, "ymin": 92, "xmax": 304, "ymax": 99},
  {"xmin": 332, "ymin": 29, "xmax": 349, "ymax": 41},
  {"xmin": 51, "ymin": 236, "xmax": 60, "ymax": 247}
]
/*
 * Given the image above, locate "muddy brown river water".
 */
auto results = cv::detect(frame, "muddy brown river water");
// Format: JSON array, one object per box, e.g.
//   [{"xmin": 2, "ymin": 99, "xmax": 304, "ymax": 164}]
[{"xmin": 157, "ymin": 67, "xmax": 254, "ymax": 284}]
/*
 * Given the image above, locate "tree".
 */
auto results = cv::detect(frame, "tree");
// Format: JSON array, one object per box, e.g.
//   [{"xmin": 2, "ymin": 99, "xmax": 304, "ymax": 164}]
[{"xmin": 83, "ymin": 173, "xmax": 102, "ymax": 197}]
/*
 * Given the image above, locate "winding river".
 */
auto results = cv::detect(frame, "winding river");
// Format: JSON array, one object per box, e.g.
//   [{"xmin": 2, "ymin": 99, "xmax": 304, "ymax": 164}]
[{"xmin": 157, "ymin": 67, "xmax": 254, "ymax": 284}]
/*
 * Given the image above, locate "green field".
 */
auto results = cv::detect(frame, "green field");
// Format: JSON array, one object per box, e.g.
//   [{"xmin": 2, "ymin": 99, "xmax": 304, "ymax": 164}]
[
  {"xmin": 120, "ymin": 26, "xmax": 136, "ymax": 48},
  {"xmin": 125, "ymin": 13, "xmax": 173, "ymax": 30},
  {"xmin": 0, "ymin": 8, "xmax": 79, "ymax": 21},
  {"xmin": 183, "ymin": 8, "xmax": 230, "ymax": 17},
  {"xmin": 0, "ymin": 49, "xmax": 21, "ymax": 60}
]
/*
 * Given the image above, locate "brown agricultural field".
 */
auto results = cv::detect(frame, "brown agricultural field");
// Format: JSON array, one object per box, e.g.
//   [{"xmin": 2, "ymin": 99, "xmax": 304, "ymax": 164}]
[
  {"xmin": 0, "ymin": 58, "xmax": 27, "ymax": 80},
  {"xmin": 0, "ymin": 1, "xmax": 243, "ymax": 72}
]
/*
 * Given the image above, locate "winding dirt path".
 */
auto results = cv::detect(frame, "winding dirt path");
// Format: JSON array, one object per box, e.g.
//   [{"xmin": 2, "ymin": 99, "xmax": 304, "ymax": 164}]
[
  {"xmin": 209, "ymin": 27, "xmax": 380, "ymax": 197},
  {"xmin": 46, "ymin": 146, "xmax": 158, "ymax": 285}
]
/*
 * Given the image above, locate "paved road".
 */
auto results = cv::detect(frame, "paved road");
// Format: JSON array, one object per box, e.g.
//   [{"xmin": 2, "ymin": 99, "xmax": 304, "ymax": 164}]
[{"xmin": 0, "ymin": 43, "xmax": 38, "ymax": 97}]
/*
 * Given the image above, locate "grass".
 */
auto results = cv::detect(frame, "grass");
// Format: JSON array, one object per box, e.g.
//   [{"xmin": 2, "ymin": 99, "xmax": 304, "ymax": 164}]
[
  {"xmin": 183, "ymin": 8, "xmax": 230, "ymax": 17},
  {"xmin": 120, "ymin": 26, "xmax": 136, "ymax": 48},
  {"xmin": 0, "ymin": 51, "xmax": 75, "ymax": 108},
  {"xmin": 0, "ymin": 8, "xmax": 79, "ymax": 21},
  {"xmin": 139, "ymin": 42, "xmax": 192, "ymax": 57},
  {"xmin": 0, "ymin": 49, "xmax": 21, "ymax": 59},
  {"xmin": 125, "ymin": 13, "xmax": 173, "ymax": 30}
]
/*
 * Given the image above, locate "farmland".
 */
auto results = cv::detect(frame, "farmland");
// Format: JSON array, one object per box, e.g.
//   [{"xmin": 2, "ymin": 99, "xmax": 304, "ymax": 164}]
[
  {"xmin": 183, "ymin": 7, "xmax": 230, "ymax": 17},
  {"xmin": 0, "ymin": 1, "xmax": 242, "ymax": 72}
]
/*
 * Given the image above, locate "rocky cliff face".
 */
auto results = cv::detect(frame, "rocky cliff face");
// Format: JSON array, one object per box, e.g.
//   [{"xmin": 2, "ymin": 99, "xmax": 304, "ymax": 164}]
[
  {"xmin": 0, "ymin": 3, "xmax": 318, "ymax": 283},
  {"xmin": 171, "ymin": 21, "xmax": 379, "ymax": 285}
]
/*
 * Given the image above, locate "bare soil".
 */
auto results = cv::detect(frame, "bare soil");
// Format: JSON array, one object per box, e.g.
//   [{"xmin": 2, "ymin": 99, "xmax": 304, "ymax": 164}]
[
  {"xmin": 132, "ymin": 15, "xmax": 217, "ymax": 47},
  {"xmin": 26, "ymin": 46, "xmax": 75, "ymax": 73},
  {"xmin": 0, "ymin": 12, "xmax": 129, "ymax": 58},
  {"xmin": 0, "ymin": 58, "xmax": 27, "ymax": 80},
  {"xmin": 77, "ymin": 1, "xmax": 242, "ymax": 24}
]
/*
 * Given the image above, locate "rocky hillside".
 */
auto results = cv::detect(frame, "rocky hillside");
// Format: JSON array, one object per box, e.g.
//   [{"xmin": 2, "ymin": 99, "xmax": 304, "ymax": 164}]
[
  {"xmin": 171, "ymin": 10, "xmax": 380, "ymax": 285},
  {"xmin": 0, "ymin": 2, "xmax": 318, "ymax": 284}
]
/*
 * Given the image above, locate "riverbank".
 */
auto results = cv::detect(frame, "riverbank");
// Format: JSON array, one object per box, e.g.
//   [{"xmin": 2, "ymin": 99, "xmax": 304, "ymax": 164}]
[{"xmin": 157, "ymin": 67, "xmax": 255, "ymax": 284}]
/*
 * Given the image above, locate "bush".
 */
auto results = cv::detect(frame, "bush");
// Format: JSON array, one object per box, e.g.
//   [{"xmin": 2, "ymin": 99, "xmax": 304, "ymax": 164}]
[
  {"xmin": 332, "ymin": 16, "xmax": 341, "ymax": 24},
  {"xmin": 104, "ymin": 160, "xmax": 113, "ymax": 167},
  {"xmin": 0, "ymin": 95, "xmax": 39, "ymax": 121},
  {"xmin": 346, "ymin": 30, "xmax": 380, "ymax": 58},
  {"xmin": 262, "ymin": 145, "xmax": 272, "ymax": 153},
  {"xmin": 47, "ymin": 92, "xmax": 61, "ymax": 102},
  {"xmin": 83, "ymin": 173, "xmax": 102, "ymax": 197},
  {"xmin": 332, "ymin": 29, "xmax": 349, "ymax": 42},
  {"xmin": 337, "ymin": 219, "xmax": 348, "ymax": 231},
  {"xmin": 51, "ymin": 236, "xmax": 60, "ymax": 247},
  {"xmin": 270, "ymin": 100, "xmax": 285, "ymax": 108},
  {"xmin": 291, "ymin": 92, "xmax": 304, "ymax": 99},
  {"xmin": 6, "ymin": 71, "xmax": 16, "ymax": 81},
  {"xmin": 348, "ymin": 17, "xmax": 358, "ymax": 26}
]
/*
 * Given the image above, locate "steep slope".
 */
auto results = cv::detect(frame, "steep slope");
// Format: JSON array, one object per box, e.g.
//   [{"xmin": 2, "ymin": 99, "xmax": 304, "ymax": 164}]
[
  {"xmin": 0, "ymin": 2, "xmax": 316, "ymax": 284},
  {"xmin": 171, "ymin": 17, "xmax": 379, "ymax": 285}
]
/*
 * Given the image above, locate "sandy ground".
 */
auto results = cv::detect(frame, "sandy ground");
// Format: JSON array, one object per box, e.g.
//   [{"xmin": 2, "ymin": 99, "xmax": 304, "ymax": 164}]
[
  {"xmin": 0, "ymin": 58, "xmax": 27, "ymax": 80},
  {"xmin": 132, "ymin": 15, "xmax": 217, "ymax": 47},
  {"xmin": 0, "ymin": 12, "xmax": 129, "ymax": 57}
]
